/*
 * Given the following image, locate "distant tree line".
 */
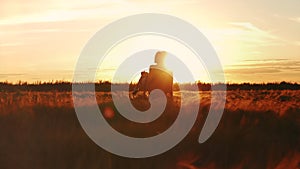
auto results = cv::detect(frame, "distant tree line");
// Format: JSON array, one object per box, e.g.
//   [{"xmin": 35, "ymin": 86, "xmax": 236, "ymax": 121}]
[{"xmin": 0, "ymin": 81, "xmax": 299, "ymax": 92}]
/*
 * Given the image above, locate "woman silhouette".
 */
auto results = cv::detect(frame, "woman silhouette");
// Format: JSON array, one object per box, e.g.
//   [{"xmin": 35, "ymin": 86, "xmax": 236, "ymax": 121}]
[{"xmin": 133, "ymin": 71, "xmax": 148, "ymax": 96}]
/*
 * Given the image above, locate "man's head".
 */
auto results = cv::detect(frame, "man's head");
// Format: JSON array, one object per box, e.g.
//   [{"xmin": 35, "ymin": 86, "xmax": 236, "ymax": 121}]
[{"xmin": 154, "ymin": 51, "xmax": 167, "ymax": 66}]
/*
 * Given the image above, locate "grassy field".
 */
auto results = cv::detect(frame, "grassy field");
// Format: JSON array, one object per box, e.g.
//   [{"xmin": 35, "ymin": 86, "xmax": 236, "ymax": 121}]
[{"xmin": 0, "ymin": 89, "xmax": 299, "ymax": 169}]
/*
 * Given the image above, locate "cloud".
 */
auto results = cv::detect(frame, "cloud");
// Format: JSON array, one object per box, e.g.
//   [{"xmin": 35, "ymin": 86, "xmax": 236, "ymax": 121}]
[
  {"xmin": 294, "ymin": 41, "xmax": 300, "ymax": 46},
  {"xmin": 2, "ymin": 28, "xmax": 91, "ymax": 35},
  {"xmin": 0, "ymin": 42, "xmax": 24, "ymax": 47},
  {"xmin": 225, "ymin": 59, "xmax": 300, "ymax": 75},
  {"xmin": 0, "ymin": 10, "xmax": 87, "ymax": 25},
  {"xmin": 230, "ymin": 22, "xmax": 264, "ymax": 32},
  {"xmin": 228, "ymin": 22, "xmax": 283, "ymax": 46},
  {"xmin": 0, "ymin": 0, "xmax": 133, "ymax": 26},
  {"xmin": 202, "ymin": 22, "xmax": 286, "ymax": 50},
  {"xmin": 0, "ymin": 73, "xmax": 25, "ymax": 78},
  {"xmin": 226, "ymin": 68, "xmax": 281, "ymax": 74},
  {"xmin": 289, "ymin": 17, "xmax": 300, "ymax": 23},
  {"xmin": 242, "ymin": 59, "xmax": 289, "ymax": 62},
  {"xmin": 0, "ymin": 73, "xmax": 25, "ymax": 76},
  {"xmin": 223, "ymin": 59, "xmax": 300, "ymax": 83}
]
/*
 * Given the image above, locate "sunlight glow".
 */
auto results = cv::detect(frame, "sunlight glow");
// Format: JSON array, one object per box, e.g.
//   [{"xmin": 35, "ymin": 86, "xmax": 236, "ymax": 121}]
[{"xmin": 96, "ymin": 35, "xmax": 211, "ymax": 83}]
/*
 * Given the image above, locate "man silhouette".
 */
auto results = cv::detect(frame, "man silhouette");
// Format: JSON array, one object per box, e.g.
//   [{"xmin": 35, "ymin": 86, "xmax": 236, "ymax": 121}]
[{"xmin": 146, "ymin": 51, "xmax": 173, "ymax": 97}]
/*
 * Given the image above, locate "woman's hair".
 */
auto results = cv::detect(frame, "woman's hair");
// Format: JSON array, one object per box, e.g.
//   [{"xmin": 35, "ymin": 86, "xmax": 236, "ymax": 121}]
[{"xmin": 141, "ymin": 71, "xmax": 148, "ymax": 76}]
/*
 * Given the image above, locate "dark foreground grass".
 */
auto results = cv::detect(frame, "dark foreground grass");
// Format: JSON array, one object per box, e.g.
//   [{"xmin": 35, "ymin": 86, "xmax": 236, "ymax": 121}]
[{"xmin": 0, "ymin": 98, "xmax": 299, "ymax": 169}]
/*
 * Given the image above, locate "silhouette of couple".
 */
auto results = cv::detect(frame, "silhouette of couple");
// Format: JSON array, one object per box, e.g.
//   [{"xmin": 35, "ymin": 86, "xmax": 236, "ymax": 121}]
[{"xmin": 133, "ymin": 51, "xmax": 173, "ymax": 98}]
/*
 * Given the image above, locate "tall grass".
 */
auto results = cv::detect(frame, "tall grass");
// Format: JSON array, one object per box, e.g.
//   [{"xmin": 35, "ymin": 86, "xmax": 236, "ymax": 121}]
[{"xmin": 0, "ymin": 90, "xmax": 299, "ymax": 169}]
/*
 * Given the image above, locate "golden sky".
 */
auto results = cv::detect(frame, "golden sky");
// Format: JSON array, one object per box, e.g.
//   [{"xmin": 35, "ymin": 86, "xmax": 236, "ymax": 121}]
[{"xmin": 0, "ymin": 0, "xmax": 300, "ymax": 83}]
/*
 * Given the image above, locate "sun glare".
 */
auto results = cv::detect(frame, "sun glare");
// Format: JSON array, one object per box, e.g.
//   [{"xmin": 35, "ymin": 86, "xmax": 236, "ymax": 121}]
[{"xmin": 96, "ymin": 35, "xmax": 211, "ymax": 83}]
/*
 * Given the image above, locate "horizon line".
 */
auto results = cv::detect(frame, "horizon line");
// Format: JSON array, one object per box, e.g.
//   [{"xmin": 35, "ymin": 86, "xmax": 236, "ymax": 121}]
[{"xmin": 1, "ymin": 80, "xmax": 299, "ymax": 85}]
